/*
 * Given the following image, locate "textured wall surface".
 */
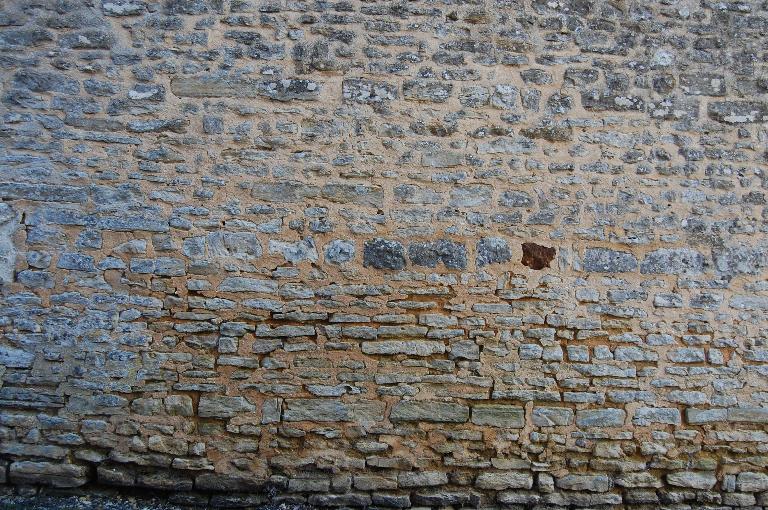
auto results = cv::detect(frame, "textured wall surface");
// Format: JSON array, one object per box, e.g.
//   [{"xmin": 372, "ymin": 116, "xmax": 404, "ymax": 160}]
[{"xmin": 1, "ymin": 0, "xmax": 768, "ymax": 508}]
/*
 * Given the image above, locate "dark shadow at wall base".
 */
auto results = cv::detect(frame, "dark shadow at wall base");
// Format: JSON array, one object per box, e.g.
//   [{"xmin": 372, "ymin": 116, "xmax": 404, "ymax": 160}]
[{"xmin": 0, "ymin": 486, "xmax": 313, "ymax": 510}]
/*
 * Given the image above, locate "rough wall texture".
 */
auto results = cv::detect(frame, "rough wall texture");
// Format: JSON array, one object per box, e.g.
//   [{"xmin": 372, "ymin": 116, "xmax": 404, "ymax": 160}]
[{"xmin": 1, "ymin": 0, "xmax": 768, "ymax": 508}]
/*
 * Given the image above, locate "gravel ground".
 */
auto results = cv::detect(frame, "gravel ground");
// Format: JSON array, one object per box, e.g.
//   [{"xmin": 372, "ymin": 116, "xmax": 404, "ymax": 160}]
[
  {"xmin": 0, "ymin": 494, "xmax": 184, "ymax": 510},
  {"xmin": 0, "ymin": 493, "xmax": 314, "ymax": 510}
]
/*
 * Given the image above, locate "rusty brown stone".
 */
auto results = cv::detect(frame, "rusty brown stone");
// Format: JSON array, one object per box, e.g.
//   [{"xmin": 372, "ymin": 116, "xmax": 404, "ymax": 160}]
[{"xmin": 521, "ymin": 243, "xmax": 556, "ymax": 270}]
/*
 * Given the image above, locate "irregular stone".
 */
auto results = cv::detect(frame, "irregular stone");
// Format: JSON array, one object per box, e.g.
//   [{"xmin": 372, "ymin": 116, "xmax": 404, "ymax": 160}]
[
  {"xmin": 407, "ymin": 239, "xmax": 467, "ymax": 270},
  {"xmin": 680, "ymin": 73, "xmax": 726, "ymax": 96},
  {"xmin": 576, "ymin": 409, "xmax": 626, "ymax": 428},
  {"xmin": 171, "ymin": 76, "xmax": 321, "ymax": 101},
  {"xmin": 449, "ymin": 184, "xmax": 493, "ymax": 207},
  {"xmin": 268, "ymin": 238, "xmax": 318, "ymax": 264},
  {"xmin": 737, "ymin": 472, "xmax": 768, "ymax": 492},
  {"xmin": 0, "ymin": 183, "xmax": 88, "ymax": 203},
  {"xmin": 362, "ymin": 341, "xmax": 445, "ymax": 356},
  {"xmin": 556, "ymin": 474, "xmax": 612, "ymax": 492},
  {"xmin": 633, "ymin": 407, "xmax": 681, "ymax": 425},
  {"xmin": 686, "ymin": 408, "xmax": 727, "ymax": 424},
  {"xmin": 583, "ymin": 247, "xmax": 638, "ymax": 273},
  {"xmin": 103, "ymin": 1, "xmax": 146, "ymax": 15},
  {"xmin": 402, "ymin": 80, "xmax": 453, "ymax": 103},
  {"xmin": 9, "ymin": 462, "xmax": 88, "ymax": 488},
  {"xmin": 477, "ymin": 137, "xmax": 536, "ymax": 154},
  {"xmin": 321, "ymin": 183, "xmax": 383, "ymax": 207},
  {"xmin": 421, "ymin": 151, "xmax": 463, "ymax": 168},
  {"xmin": 363, "ymin": 238, "xmax": 406, "ymax": 270},
  {"xmin": 218, "ymin": 278, "xmax": 278, "ymax": 293},
  {"xmin": 398, "ymin": 471, "xmax": 448, "ymax": 488},
  {"xmin": 666, "ymin": 471, "xmax": 717, "ymax": 490},
  {"xmin": 640, "ymin": 248, "xmax": 705, "ymax": 275},
  {"xmin": 59, "ymin": 30, "xmax": 115, "ymax": 49},
  {"xmin": 412, "ymin": 490, "xmax": 472, "ymax": 507},
  {"xmin": 668, "ymin": 347, "xmax": 705, "ymax": 363},
  {"xmin": 544, "ymin": 492, "xmax": 622, "ymax": 507},
  {"xmin": 0, "ymin": 345, "xmax": 34, "ymax": 368},
  {"xmin": 308, "ymin": 494, "xmax": 372, "ymax": 507},
  {"xmin": 13, "ymin": 70, "xmax": 79, "ymax": 95},
  {"xmin": 476, "ymin": 237, "xmax": 512, "ymax": 267},
  {"xmin": 520, "ymin": 124, "xmax": 573, "ymax": 142},
  {"xmin": 708, "ymin": 101, "xmax": 768, "ymax": 124},
  {"xmin": 198, "ymin": 396, "xmax": 255, "ymax": 418},
  {"xmin": 581, "ymin": 90, "xmax": 644, "ymax": 111},
  {"xmin": 728, "ymin": 407, "xmax": 768, "ymax": 423},
  {"xmin": 730, "ymin": 295, "xmax": 768, "ymax": 311},
  {"xmin": 251, "ymin": 181, "xmax": 320, "ymax": 203},
  {"xmin": 324, "ymin": 240, "xmax": 355, "ymax": 265},
  {"xmin": 283, "ymin": 399, "xmax": 351, "ymax": 422},
  {"xmin": 255, "ymin": 325, "xmax": 315, "ymax": 337},
  {"xmin": 532, "ymin": 407, "xmax": 574, "ymax": 427},
  {"xmin": 391, "ymin": 401, "xmax": 469, "ymax": 423},
  {"xmin": 165, "ymin": 395, "xmax": 194, "ymax": 417},
  {"xmin": 476, "ymin": 471, "xmax": 533, "ymax": 490},
  {"xmin": 342, "ymin": 78, "xmax": 397, "ymax": 104},
  {"xmin": 471, "ymin": 405, "xmax": 525, "ymax": 428},
  {"xmin": 615, "ymin": 472, "xmax": 663, "ymax": 488}
]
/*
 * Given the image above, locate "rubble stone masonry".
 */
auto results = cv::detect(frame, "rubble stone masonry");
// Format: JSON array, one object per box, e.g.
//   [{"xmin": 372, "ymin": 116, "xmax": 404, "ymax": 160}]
[{"xmin": 1, "ymin": 0, "xmax": 768, "ymax": 508}]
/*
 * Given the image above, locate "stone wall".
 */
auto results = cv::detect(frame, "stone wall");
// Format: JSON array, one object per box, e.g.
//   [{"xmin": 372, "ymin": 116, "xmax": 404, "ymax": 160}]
[{"xmin": 1, "ymin": 0, "xmax": 768, "ymax": 508}]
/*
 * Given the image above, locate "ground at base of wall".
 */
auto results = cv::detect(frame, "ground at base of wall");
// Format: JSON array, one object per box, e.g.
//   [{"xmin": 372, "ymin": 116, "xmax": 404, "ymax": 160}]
[
  {"xmin": 0, "ymin": 493, "xmax": 180, "ymax": 510},
  {"xmin": 0, "ymin": 489, "xmax": 316, "ymax": 510}
]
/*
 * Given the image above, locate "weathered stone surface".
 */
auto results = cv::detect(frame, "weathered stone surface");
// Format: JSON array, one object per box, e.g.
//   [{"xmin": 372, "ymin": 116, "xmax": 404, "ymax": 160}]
[
  {"xmin": 728, "ymin": 407, "xmax": 768, "ymax": 423},
  {"xmin": 324, "ymin": 239, "xmax": 355, "ymax": 265},
  {"xmin": 576, "ymin": 409, "xmax": 626, "ymax": 428},
  {"xmin": 402, "ymin": 80, "xmax": 453, "ymax": 102},
  {"xmin": 680, "ymin": 73, "xmax": 726, "ymax": 96},
  {"xmin": 476, "ymin": 471, "xmax": 533, "ymax": 490},
  {"xmin": 343, "ymin": 78, "xmax": 397, "ymax": 104},
  {"xmin": 362, "ymin": 341, "xmax": 445, "ymax": 356},
  {"xmin": 0, "ymin": 345, "xmax": 34, "ymax": 368},
  {"xmin": 581, "ymin": 90, "xmax": 644, "ymax": 111},
  {"xmin": 218, "ymin": 278, "xmax": 278, "ymax": 293},
  {"xmin": 532, "ymin": 407, "xmax": 574, "ymax": 427},
  {"xmin": 13, "ymin": 70, "xmax": 79, "ymax": 94},
  {"xmin": 398, "ymin": 471, "xmax": 448, "ymax": 488},
  {"xmin": 10, "ymin": 462, "xmax": 88, "ymax": 488},
  {"xmin": 407, "ymin": 239, "xmax": 467, "ymax": 270},
  {"xmin": 251, "ymin": 181, "xmax": 320, "ymax": 203},
  {"xmin": 667, "ymin": 471, "xmax": 717, "ymax": 490},
  {"xmin": 737, "ymin": 472, "xmax": 768, "ymax": 492},
  {"xmin": 583, "ymin": 247, "xmax": 638, "ymax": 273},
  {"xmin": 686, "ymin": 408, "xmax": 727, "ymax": 424},
  {"xmin": 615, "ymin": 472, "xmax": 663, "ymax": 488},
  {"xmin": 171, "ymin": 76, "xmax": 321, "ymax": 101},
  {"xmin": 391, "ymin": 401, "xmax": 469, "ymax": 423},
  {"xmin": 283, "ymin": 399, "xmax": 351, "ymax": 422},
  {"xmin": 421, "ymin": 152, "xmax": 463, "ymax": 168},
  {"xmin": 633, "ymin": 407, "xmax": 681, "ymax": 425},
  {"xmin": 556, "ymin": 474, "xmax": 612, "ymax": 492},
  {"xmin": 476, "ymin": 237, "xmax": 512, "ymax": 267},
  {"xmin": 198, "ymin": 396, "xmax": 255, "ymax": 418},
  {"xmin": 363, "ymin": 238, "xmax": 406, "ymax": 270},
  {"xmin": 268, "ymin": 238, "xmax": 318, "ymax": 264},
  {"xmin": 471, "ymin": 405, "xmax": 525, "ymax": 428},
  {"xmin": 708, "ymin": 101, "xmax": 768, "ymax": 124},
  {"xmin": 640, "ymin": 248, "xmax": 705, "ymax": 275}
]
